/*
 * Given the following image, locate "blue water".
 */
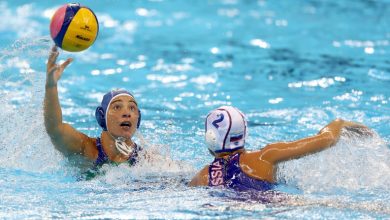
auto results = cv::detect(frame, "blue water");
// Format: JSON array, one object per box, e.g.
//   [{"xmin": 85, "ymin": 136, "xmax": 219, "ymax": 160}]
[{"xmin": 1, "ymin": 0, "xmax": 389, "ymax": 218}]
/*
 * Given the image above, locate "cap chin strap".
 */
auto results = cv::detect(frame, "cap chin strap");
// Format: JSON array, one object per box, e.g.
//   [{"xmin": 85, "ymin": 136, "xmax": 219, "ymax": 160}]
[
  {"xmin": 115, "ymin": 137, "xmax": 134, "ymax": 156},
  {"xmin": 107, "ymin": 131, "xmax": 134, "ymax": 157}
]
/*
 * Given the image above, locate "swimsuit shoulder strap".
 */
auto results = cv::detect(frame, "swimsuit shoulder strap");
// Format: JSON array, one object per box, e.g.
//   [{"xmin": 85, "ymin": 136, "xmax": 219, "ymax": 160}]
[
  {"xmin": 94, "ymin": 137, "xmax": 109, "ymax": 166},
  {"xmin": 228, "ymin": 152, "xmax": 241, "ymax": 163},
  {"xmin": 208, "ymin": 153, "xmax": 240, "ymax": 187}
]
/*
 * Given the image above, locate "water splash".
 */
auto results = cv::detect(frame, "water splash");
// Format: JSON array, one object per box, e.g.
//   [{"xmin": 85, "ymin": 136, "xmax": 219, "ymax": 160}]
[
  {"xmin": 91, "ymin": 132, "xmax": 195, "ymax": 186},
  {"xmin": 277, "ymin": 129, "xmax": 390, "ymax": 194},
  {"xmin": 0, "ymin": 37, "xmax": 64, "ymax": 173},
  {"xmin": 0, "ymin": 37, "xmax": 51, "ymax": 61}
]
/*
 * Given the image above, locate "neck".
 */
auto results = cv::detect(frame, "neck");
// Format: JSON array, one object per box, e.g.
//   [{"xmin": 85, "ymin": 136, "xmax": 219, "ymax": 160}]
[
  {"xmin": 214, "ymin": 149, "xmax": 245, "ymax": 158},
  {"xmin": 104, "ymin": 131, "xmax": 133, "ymax": 144}
]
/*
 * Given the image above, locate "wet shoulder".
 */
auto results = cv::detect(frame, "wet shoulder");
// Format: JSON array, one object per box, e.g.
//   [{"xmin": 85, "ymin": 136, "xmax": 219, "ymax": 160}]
[
  {"xmin": 239, "ymin": 150, "xmax": 264, "ymax": 164},
  {"xmin": 239, "ymin": 150, "xmax": 275, "ymax": 183},
  {"xmin": 189, "ymin": 165, "xmax": 209, "ymax": 186},
  {"xmin": 83, "ymin": 136, "xmax": 99, "ymax": 160}
]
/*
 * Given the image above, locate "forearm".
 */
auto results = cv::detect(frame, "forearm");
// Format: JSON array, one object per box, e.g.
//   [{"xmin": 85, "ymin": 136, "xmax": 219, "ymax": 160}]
[
  {"xmin": 262, "ymin": 119, "xmax": 369, "ymax": 164},
  {"xmin": 317, "ymin": 118, "xmax": 345, "ymax": 145},
  {"xmin": 44, "ymin": 84, "xmax": 63, "ymax": 135},
  {"xmin": 262, "ymin": 119, "xmax": 345, "ymax": 163},
  {"xmin": 263, "ymin": 132, "xmax": 335, "ymax": 163}
]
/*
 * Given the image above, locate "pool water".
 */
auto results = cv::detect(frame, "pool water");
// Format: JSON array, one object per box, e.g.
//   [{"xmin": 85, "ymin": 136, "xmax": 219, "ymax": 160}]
[{"xmin": 0, "ymin": 0, "xmax": 389, "ymax": 218}]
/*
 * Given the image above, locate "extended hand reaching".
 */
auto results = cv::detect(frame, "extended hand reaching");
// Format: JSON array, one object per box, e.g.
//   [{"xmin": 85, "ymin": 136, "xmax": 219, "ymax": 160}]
[
  {"xmin": 342, "ymin": 121, "xmax": 374, "ymax": 137},
  {"xmin": 46, "ymin": 46, "xmax": 73, "ymax": 87}
]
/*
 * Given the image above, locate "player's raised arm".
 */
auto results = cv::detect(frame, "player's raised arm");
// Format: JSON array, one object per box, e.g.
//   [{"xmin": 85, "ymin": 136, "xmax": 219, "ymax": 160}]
[{"xmin": 44, "ymin": 46, "xmax": 89, "ymax": 155}]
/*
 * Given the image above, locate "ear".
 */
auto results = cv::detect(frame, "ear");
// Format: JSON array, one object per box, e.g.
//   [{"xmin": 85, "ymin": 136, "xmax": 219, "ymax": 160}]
[
  {"xmin": 95, "ymin": 106, "xmax": 107, "ymax": 130},
  {"xmin": 137, "ymin": 109, "xmax": 141, "ymax": 129}
]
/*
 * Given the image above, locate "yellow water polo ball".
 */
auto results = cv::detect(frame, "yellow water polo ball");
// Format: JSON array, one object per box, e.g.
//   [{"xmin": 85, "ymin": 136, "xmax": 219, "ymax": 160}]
[{"xmin": 50, "ymin": 3, "xmax": 99, "ymax": 52}]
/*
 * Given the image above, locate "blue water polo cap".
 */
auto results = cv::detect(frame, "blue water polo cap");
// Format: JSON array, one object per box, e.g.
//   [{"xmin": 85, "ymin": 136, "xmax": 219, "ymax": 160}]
[{"xmin": 95, "ymin": 89, "xmax": 141, "ymax": 131}]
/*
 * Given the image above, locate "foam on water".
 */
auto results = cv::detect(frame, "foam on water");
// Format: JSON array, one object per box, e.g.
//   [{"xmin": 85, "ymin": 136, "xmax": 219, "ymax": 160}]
[
  {"xmin": 277, "ymin": 129, "xmax": 390, "ymax": 194},
  {"xmin": 91, "ymin": 133, "xmax": 195, "ymax": 186}
]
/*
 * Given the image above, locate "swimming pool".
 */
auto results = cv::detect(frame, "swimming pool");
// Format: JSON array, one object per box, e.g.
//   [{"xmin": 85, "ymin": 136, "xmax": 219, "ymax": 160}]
[{"xmin": 0, "ymin": 0, "xmax": 389, "ymax": 218}]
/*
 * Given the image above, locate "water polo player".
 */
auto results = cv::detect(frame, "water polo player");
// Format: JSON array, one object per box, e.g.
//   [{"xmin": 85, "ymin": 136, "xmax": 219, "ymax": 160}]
[
  {"xmin": 189, "ymin": 106, "xmax": 371, "ymax": 191},
  {"xmin": 44, "ymin": 46, "xmax": 142, "ymax": 167}
]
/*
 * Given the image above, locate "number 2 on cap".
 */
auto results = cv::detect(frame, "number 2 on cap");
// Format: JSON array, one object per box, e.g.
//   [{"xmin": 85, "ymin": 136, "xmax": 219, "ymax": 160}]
[{"xmin": 212, "ymin": 114, "xmax": 224, "ymax": 128}]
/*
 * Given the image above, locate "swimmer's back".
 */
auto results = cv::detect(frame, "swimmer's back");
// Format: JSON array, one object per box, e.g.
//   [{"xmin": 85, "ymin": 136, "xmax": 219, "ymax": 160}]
[
  {"xmin": 225, "ymin": 152, "xmax": 275, "ymax": 191},
  {"xmin": 189, "ymin": 151, "xmax": 276, "ymax": 188}
]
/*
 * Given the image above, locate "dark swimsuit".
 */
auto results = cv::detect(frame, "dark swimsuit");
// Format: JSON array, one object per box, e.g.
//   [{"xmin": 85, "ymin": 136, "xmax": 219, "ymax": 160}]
[
  {"xmin": 80, "ymin": 138, "xmax": 142, "ymax": 181},
  {"xmin": 208, "ymin": 152, "xmax": 275, "ymax": 191},
  {"xmin": 94, "ymin": 137, "xmax": 142, "ymax": 167}
]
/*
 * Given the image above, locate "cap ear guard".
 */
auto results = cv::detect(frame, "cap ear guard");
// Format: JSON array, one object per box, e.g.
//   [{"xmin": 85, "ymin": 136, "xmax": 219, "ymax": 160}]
[
  {"xmin": 205, "ymin": 129, "xmax": 218, "ymax": 151},
  {"xmin": 95, "ymin": 106, "xmax": 107, "ymax": 131}
]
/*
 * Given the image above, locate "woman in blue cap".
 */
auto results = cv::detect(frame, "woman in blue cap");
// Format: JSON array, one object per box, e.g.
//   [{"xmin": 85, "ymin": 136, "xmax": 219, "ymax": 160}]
[
  {"xmin": 44, "ymin": 46, "xmax": 142, "ymax": 167},
  {"xmin": 189, "ymin": 106, "xmax": 371, "ymax": 191}
]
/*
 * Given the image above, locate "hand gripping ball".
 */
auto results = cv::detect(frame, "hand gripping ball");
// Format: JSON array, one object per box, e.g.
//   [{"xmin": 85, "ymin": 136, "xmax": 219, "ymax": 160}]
[{"xmin": 50, "ymin": 3, "xmax": 99, "ymax": 52}]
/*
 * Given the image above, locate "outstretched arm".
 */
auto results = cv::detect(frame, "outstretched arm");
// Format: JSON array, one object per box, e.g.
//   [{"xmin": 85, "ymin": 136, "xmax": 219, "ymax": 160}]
[
  {"xmin": 259, "ymin": 119, "xmax": 369, "ymax": 164},
  {"xmin": 44, "ymin": 46, "xmax": 90, "ymax": 155}
]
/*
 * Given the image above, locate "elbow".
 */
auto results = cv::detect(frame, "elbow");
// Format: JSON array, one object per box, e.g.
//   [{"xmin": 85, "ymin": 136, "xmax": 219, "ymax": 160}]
[
  {"xmin": 319, "ymin": 118, "xmax": 344, "ymax": 136},
  {"xmin": 44, "ymin": 121, "xmax": 62, "ymax": 139},
  {"xmin": 328, "ymin": 118, "xmax": 345, "ymax": 130},
  {"xmin": 44, "ymin": 121, "xmax": 56, "ymax": 137}
]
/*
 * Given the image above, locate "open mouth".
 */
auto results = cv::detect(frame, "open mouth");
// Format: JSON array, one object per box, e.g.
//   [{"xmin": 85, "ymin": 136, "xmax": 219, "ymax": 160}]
[{"xmin": 120, "ymin": 121, "xmax": 132, "ymax": 129}]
